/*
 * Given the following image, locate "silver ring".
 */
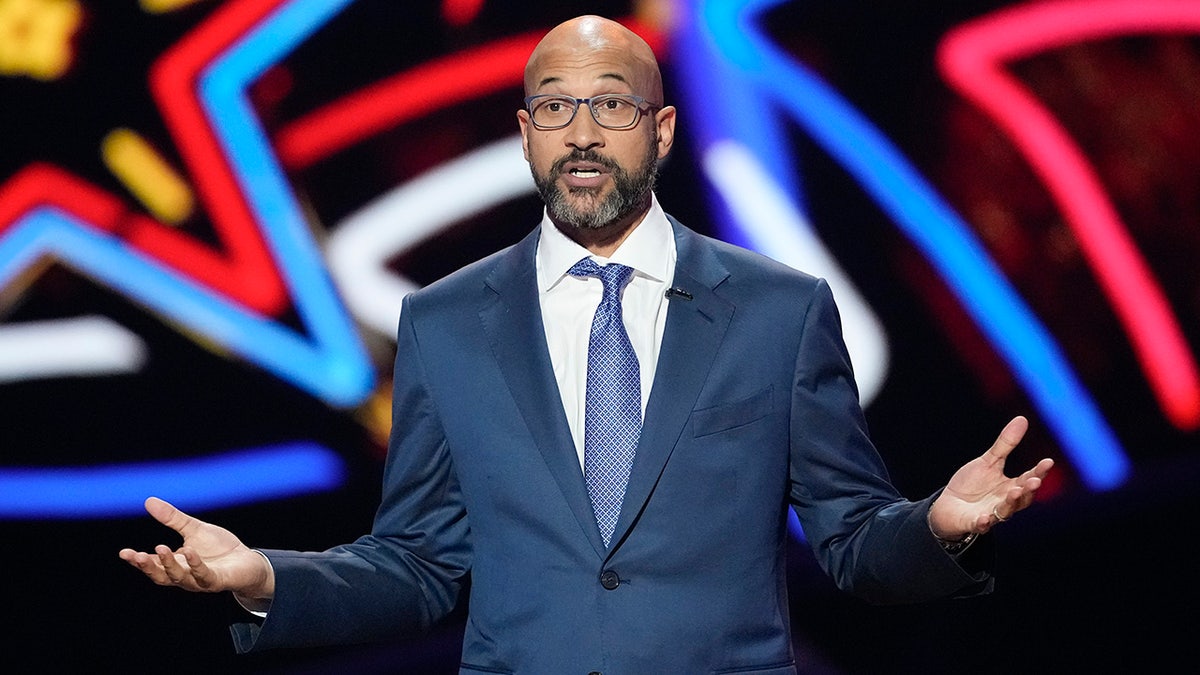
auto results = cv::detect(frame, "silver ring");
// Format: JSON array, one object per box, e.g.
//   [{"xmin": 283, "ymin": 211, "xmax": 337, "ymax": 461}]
[{"xmin": 992, "ymin": 506, "xmax": 1009, "ymax": 523}]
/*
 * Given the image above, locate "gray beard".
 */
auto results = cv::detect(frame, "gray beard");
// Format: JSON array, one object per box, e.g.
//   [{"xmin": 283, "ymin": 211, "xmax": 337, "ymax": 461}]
[{"xmin": 533, "ymin": 145, "xmax": 658, "ymax": 230}]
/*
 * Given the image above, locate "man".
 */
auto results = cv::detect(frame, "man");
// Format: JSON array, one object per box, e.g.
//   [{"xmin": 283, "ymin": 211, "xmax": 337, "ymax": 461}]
[{"xmin": 120, "ymin": 15, "xmax": 1053, "ymax": 674}]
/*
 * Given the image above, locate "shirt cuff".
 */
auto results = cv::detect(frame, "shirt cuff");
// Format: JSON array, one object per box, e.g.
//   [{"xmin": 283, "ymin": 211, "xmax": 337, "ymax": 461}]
[{"xmin": 232, "ymin": 549, "xmax": 274, "ymax": 617}]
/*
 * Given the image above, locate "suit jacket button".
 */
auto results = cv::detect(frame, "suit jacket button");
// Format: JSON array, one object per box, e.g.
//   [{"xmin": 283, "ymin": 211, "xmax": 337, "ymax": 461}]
[{"xmin": 599, "ymin": 570, "xmax": 620, "ymax": 590}]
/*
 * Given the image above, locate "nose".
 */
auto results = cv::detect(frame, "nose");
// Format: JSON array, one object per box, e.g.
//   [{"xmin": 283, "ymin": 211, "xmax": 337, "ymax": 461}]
[{"xmin": 562, "ymin": 103, "xmax": 604, "ymax": 151}]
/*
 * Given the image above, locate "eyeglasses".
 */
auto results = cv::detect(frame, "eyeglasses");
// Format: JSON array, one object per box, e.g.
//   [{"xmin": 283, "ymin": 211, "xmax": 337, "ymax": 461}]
[{"xmin": 524, "ymin": 94, "xmax": 660, "ymax": 130}]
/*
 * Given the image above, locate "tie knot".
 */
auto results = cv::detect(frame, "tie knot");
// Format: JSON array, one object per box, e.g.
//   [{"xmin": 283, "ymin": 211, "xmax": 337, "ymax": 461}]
[{"xmin": 568, "ymin": 258, "xmax": 635, "ymax": 297}]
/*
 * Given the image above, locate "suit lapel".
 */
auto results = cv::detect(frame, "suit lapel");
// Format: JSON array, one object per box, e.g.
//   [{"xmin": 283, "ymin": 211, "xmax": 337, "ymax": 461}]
[
  {"xmin": 478, "ymin": 227, "xmax": 609, "ymax": 558},
  {"xmin": 608, "ymin": 219, "xmax": 734, "ymax": 553}
]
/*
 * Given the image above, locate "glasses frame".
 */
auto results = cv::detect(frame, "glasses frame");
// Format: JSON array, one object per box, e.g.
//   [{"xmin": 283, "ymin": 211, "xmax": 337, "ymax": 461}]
[{"xmin": 523, "ymin": 94, "xmax": 661, "ymax": 130}]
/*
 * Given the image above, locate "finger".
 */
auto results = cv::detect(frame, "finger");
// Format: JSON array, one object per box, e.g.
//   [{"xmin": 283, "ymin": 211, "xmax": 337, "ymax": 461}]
[
  {"xmin": 987, "ymin": 497, "xmax": 1010, "ymax": 523},
  {"xmin": 996, "ymin": 476, "xmax": 1043, "ymax": 520},
  {"xmin": 985, "ymin": 415, "xmax": 1029, "ymax": 463},
  {"xmin": 155, "ymin": 544, "xmax": 191, "ymax": 586},
  {"xmin": 974, "ymin": 511, "xmax": 995, "ymax": 533},
  {"xmin": 144, "ymin": 496, "xmax": 199, "ymax": 538},
  {"xmin": 1015, "ymin": 458, "xmax": 1053, "ymax": 482},
  {"xmin": 1014, "ymin": 461, "xmax": 1051, "ymax": 499},
  {"xmin": 180, "ymin": 547, "xmax": 218, "ymax": 590},
  {"xmin": 124, "ymin": 549, "xmax": 172, "ymax": 585},
  {"xmin": 119, "ymin": 548, "xmax": 149, "ymax": 570},
  {"xmin": 1031, "ymin": 457, "xmax": 1055, "ymax": 479}
]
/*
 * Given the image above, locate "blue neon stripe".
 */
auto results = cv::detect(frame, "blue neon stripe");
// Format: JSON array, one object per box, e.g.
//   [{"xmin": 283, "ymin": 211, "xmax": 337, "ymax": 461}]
[
  {"xmin": 0, "ymin": 442, "xmax": 345, "ymax": 519},
  {"xmin": 0, "ymin": 211, "xmax": 351, "ymax": 518},
  {"xmin": 674, "ymin": 8, "xmax": 801, "ymax": 233},
  {"xmin": 688, "ymin": 0, "xmax": 1129, "ymax": 490},
  {"xmin": 2, "ymin": 207, "xmax": 367, "ymax": 406},
  {"xmin": 198, "ymin": 0, "xmax": 373, "ymax": 406}
]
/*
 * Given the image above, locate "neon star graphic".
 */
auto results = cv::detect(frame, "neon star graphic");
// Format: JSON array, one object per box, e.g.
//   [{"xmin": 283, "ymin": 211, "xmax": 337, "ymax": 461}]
[
  {"xmin": 0, "ymin": 0, "xmax": 372, "ymax": 406},
  {"xmin": 0, "ymin": 2, "xmax": 659, "ymax": 518},
  {"xmin": 0, "ymin": 0, "xmax": 374, "ymax": 516}
]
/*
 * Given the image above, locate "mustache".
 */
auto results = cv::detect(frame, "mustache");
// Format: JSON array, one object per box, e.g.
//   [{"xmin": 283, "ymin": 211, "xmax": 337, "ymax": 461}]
[{"xmin": 551, "ymin": 149, "xmax": 620, "ymax": 174}]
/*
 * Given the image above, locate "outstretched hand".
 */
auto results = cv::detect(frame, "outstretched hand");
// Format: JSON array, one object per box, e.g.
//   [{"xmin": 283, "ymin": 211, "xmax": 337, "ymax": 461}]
[
  {"xmin": 118, "ymin": 497, "xmax": 274, "ymax": 601},
  {"xmin": 928, "ymin": 416, "xmax": 1055, "ymax": 541}
]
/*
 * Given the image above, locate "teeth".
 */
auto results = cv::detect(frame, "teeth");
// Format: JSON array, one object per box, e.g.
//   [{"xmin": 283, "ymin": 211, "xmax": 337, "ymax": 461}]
[{"xmin": 571, "ymin": 169, "xmax": 600, "ymax": 177}]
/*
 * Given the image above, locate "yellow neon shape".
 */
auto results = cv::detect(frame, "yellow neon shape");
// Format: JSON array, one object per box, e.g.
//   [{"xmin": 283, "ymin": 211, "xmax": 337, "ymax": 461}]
[
  {"xmin": 101, "ymin": 128, "xmax": 196, "ymax": 225},
  {"xmin": 139, "ymin": 0, "xmax": 205, "ymax": 14},
  {"xmin": 0, "ymin": 0, "xmax": 81, "ymax": 81}
]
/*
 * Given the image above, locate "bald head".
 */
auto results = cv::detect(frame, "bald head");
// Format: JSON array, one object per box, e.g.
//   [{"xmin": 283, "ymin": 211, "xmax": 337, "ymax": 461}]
[{"xmin": 524, "ymin": 15, "xmax": 663, "ymax": 104}]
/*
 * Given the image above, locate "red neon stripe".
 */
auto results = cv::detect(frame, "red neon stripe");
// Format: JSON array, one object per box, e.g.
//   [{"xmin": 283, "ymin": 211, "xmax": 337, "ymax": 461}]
[
  {"xmin": 441, "ymin": 0, "xmax": 485, "ymax": 27},
  {"xmin": 142, "ymin": 0, "xmax": 291, "ymax": 314},
  {"xmin": 0, "ymin": 164, "xmax": 124, "ymax": 235},
  {"xmin": 277, "ymin": 31, "xmax": 539, "ymax": 169},
  {"xmin": 938, "ymin": 0, "xmax": 1200, "ymax": 430},
  {"xmin": 275, "ymin": 18, "xmax": 665, "ymax": 170}
]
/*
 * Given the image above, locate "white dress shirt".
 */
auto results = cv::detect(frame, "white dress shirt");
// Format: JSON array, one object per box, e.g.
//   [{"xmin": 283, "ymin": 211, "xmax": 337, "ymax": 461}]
[{"xmin": 535, "ymin": 194, "xmax": 677, "ymax": 468}]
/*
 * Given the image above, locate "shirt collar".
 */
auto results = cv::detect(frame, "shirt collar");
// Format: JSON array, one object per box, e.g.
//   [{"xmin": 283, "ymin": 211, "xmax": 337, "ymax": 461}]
[{"xmin": 536, "ymin": 193, "xmax": 675, "ymax": 293}]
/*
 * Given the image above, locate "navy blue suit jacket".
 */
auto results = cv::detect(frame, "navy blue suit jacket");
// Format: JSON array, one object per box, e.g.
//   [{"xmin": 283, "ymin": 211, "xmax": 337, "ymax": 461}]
[{"xmin": 235, "ymin": 218, "xmax": 990, "ymax": 673}]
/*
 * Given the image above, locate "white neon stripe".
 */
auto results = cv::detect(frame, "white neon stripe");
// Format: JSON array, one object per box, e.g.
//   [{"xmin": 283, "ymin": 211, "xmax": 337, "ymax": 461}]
[
  {"xmin": 704, "ymin": 139, "xmax": 889, "ymax": 404},
  {"xmin": 328, "ymin": 135, "xmax": 534, "ymax": 338},
  {"xmin": 0, "ymin": 316, "xmax": 147, "ymax": 382}
]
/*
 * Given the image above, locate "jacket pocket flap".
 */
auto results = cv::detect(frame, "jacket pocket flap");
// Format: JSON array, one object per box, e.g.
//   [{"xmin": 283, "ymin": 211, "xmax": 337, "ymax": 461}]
[{"xmin": 692, "ymin": 385, "xmax": 774, "ymax": 438}]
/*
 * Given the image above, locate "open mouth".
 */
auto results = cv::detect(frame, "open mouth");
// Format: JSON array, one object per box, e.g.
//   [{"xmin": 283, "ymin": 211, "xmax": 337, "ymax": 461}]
[{"xmin": 560, "ymin": 161, "xmax": 610, "ymax": 188}]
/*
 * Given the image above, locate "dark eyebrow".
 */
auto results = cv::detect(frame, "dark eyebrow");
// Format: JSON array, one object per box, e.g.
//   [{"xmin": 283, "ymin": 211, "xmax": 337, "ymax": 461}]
[{"xmin": 536, "ymin": 72, "xmax": 630, "ymax": 90}]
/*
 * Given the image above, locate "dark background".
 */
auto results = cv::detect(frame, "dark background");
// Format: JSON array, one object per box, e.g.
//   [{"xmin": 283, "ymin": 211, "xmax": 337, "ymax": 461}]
[{"xmin": 2, "ymin": 1, "xmax": 1196, "ymax": 672}]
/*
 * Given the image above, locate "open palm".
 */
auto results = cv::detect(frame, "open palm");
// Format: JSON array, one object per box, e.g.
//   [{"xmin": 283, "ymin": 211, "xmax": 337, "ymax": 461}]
[
  {"xmin": 928, "ymin": 416, "xmax": 1055, "ymax": 539},
  {"xmin": 118, "ymin": 497, "xmax": 273, "ymax": 598}
]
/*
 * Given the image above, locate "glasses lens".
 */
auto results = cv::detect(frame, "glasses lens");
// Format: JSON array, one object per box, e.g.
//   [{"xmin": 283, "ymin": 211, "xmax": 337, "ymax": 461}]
[
  {"xmin": 590, "ymin": 95, "xmax": 639, "ymax": 128},
  {"xmin": 531, "ymin": 96, "xmax": 577, "ymax": 128}
]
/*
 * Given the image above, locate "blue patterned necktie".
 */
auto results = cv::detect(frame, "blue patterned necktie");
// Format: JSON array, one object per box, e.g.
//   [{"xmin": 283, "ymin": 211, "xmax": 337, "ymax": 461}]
[{"xmin": 568, "ymin": 258, "xmax": 641, "ymax": 547}]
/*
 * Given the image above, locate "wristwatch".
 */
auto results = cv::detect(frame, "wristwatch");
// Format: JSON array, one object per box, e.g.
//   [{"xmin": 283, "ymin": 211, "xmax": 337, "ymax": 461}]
[
  {"xmin": 934, "ymin": 530, "xmax": 977, "ymax": 555},
  {"xmin": 927, "ymin": 508, "xmax": 978, "ymax": 555}
]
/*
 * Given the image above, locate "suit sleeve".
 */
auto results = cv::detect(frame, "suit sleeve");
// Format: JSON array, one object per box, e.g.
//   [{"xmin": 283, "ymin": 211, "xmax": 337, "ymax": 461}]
[
  {"xmin": 232, "ymin": 294, "xmax": 471, "ymax": 652},
  {"xmin": 787, "ymin": 279, "xmax": 992, "ymax": 604}
]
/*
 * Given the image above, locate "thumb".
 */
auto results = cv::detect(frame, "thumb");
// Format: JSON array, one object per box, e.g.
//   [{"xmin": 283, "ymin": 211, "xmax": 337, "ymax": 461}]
[
  {"xmin": 987, "ymin": 415, "xmax": 1029, "ymax": 462},
  {"xmin": 144, "ymin": 496, "xmax": 197, "ymax": 537}
]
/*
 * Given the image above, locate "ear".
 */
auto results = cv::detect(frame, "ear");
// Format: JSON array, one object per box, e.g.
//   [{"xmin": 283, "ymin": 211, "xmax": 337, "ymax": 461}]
[
  {"xmin": 517, "ymin": 109, "xmax": 532, "ymax": 161},
  {"xmin": 654, "ymin": 105, "xmax": 677, "ymax": 160}
]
